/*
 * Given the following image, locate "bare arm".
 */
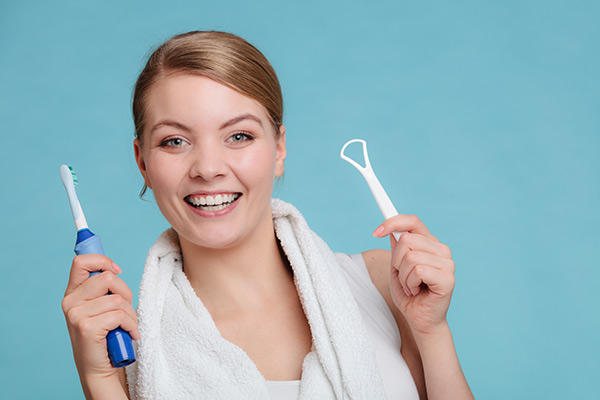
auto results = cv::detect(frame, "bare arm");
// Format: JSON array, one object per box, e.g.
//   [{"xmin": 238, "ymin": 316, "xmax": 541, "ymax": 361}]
[
  {"xmin": 363, "ymin": 219, "xmax": 473, "ymax": 400},
  {"xmin": 117, "ymin": 368, "xmax": 130, "ymax": 399},
  {"xmin": 81, "ymin": 374, "xmax": 129, "ymax": 400},
  {"xmin": 412, "ymin": 322, "xmax": 472, "ymax": 400}
]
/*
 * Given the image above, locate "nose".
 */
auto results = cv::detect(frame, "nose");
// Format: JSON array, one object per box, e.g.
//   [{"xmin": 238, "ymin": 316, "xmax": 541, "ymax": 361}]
[{"xmin": 188, "ymin": 140, "xmax": 227, "ymax": 181}]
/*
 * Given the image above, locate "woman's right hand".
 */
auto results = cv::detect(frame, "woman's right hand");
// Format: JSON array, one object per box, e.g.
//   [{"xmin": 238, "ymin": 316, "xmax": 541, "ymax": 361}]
[{"xmin": 61, "ymin": 254, "xmax": 140, "ymax": 389}]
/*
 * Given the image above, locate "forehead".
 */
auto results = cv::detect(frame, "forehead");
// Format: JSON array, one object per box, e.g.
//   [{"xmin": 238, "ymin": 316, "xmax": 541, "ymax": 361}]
[{"xmin": 145, "ymin": 73, "xmax": 270, "ymax": 127}]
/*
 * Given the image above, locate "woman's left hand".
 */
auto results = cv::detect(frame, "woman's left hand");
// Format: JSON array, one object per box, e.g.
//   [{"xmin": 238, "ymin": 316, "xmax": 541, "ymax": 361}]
[{"xmin": 373, "ymin": 215, "xmax": 455, "ymax": 336}]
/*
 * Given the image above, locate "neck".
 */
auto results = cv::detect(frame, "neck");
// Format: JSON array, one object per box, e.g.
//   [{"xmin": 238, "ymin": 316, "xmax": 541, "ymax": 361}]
[{"xmin": 178, "ymin": 213, "xmax": 292, "ymax": 319}]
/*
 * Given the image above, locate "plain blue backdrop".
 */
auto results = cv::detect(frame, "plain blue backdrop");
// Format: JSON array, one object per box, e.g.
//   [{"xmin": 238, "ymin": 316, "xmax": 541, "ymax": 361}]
[{"xmin": 1, "ymin": 0, "xmax": 598, "ymax": 398}]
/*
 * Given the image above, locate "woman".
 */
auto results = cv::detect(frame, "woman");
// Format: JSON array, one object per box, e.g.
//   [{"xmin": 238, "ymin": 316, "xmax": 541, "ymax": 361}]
[{"xmin": 62, "ymin": 31, "xmax": 473, "ymax": 399}]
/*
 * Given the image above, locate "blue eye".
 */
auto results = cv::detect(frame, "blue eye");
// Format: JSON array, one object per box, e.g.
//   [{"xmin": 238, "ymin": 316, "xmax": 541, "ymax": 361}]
[
  {"xmin": 160, "ymin": 137, "xmax": 186, "ymax": 147},
  {"xmin": 228, "ymin": 132, "xmax": 254, "ymax": 143}
]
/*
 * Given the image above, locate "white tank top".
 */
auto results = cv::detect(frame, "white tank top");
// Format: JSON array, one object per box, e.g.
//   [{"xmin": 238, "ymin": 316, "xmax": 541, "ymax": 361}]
[{"xmin": 265, "ymin": 253, "xmax": 419, "ymax": 400}]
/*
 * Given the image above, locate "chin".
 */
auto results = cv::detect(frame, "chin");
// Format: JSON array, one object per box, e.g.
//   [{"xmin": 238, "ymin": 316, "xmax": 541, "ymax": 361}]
[{"xmin": 177, "ymin": 227, "xmax": 244, "ymax": 250}]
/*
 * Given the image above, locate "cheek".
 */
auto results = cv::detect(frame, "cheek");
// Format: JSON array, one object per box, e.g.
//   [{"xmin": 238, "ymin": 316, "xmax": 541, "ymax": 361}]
[
  {"xmin": 234, "ymin": 145, "xmax": 277, "ymax": 187},
  {"xmin": 145, "ymin": 154, "xmax": 180, "ymax": 196}
]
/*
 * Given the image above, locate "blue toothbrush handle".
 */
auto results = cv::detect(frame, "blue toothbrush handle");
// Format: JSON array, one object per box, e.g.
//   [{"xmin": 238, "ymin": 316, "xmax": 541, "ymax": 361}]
[{"xmin": 74, "ymin": 229, "xmax": 136, "ymax": 368}]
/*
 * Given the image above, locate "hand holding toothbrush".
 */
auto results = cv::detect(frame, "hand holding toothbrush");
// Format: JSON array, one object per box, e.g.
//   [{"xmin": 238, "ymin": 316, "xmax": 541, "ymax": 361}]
[
  {"xmin": 62, "ymin": 254, "xmax": 141, "ymax": 397},
  {"xmin": 60, "ymin": 165, "xmax": 138, "ymax": 398}
]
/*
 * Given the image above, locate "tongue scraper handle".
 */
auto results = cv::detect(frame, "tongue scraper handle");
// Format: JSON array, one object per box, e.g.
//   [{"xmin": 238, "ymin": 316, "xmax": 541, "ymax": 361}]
[{"xmin": 340, "ymin": 139, "xmax": 403, "ymax": 241}]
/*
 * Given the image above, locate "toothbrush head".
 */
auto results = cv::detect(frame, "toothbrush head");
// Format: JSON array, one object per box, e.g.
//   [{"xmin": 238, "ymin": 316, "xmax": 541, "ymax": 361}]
[
  {"xmin": 60, "ymin": 164, "xmax": 88, "ymax": 231},
  {"xmin": 69, "ymin": 166, "xmax": 78, "ymax": 186},
  {"xmin": 60, "ymin": 164, "xmax": 77, "ymax": 189}
]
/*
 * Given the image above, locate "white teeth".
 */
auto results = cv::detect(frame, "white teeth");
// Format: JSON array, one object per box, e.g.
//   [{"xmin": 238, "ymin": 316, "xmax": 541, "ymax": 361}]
[
  {"xmin": 187, "ymin": 193, "xmax": 240, "ymax": 210},
  {"xmin": 203, "ymin": 203, "xmax": 229, "ymax": 211}
]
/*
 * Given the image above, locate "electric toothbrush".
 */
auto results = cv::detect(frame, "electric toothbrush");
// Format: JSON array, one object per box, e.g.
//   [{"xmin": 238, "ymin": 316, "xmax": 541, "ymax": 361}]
[{"xmin": 60, "ymin": 164, "xmax": 136, "ymax": 368}]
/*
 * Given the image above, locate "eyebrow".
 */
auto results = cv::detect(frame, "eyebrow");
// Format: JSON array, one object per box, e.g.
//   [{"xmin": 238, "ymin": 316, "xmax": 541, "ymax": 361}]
[
  {"xmin": 150, "ymin": 120, "xmax": 192, "ymax": 135},
  {"xmin": 220, "ymin": 113, "xmax": 264, "ymax": 129},
  {"xmin": 150, "ymin": 113, "xmax": 264, "ymax": 135}
]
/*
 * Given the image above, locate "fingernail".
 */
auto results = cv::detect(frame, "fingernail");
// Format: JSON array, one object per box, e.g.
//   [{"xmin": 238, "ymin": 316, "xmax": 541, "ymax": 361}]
[
  {"xmin": 113, "ymin": 262, "xmax": 123, "ymax": 274},
  {"xmin": 372, "ymin": 225, "xmax": 384, "ymax": 237}
]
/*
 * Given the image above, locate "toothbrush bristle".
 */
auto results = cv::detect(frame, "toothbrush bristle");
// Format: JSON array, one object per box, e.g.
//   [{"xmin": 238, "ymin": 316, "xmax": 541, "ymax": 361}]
[{"xmin": 68, "ymin": 166, "xmax": 78, "ymax": 186}]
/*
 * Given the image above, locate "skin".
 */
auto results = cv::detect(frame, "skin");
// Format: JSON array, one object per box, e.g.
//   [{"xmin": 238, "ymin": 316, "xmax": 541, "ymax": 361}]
[
  {"xmin": 365, "ymin": 218, "xmax": 474, "ymax": 399},
  {"xmin": 62, "ymin": 73, "xmax": 473, "ymax": 399},
  {"xmin": 134, "ymin": 74, "xmax": 286, "ymax": 253},
  {"xmin": 62, "ymin": 255, "xmax": 139, "ymax": 399},
  {"xmin": 134, "ymin": 74, "xmax": 312, "ymax": 381}
]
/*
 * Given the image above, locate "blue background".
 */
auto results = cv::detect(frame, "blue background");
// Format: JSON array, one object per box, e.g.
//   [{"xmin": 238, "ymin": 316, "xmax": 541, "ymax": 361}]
[{"xmin": 1, "ymin": 0, "xmax": 599, "ymax": 398}]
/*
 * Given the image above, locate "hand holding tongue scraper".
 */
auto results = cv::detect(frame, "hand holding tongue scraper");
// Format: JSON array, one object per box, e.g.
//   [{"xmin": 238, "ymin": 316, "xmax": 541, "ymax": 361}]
[{"xmin": 340, "ymin": 139, "xmax": 403, "ymax": 241}]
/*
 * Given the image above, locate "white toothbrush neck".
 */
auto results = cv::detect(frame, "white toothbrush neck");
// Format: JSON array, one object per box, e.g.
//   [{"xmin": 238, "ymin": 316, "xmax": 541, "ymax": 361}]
[
  {"xmin": 61, "ymin": 165, "xmax": 89, "ymax": 231},
  {"xmin": 74, "ymin": 200, "xmax": 88, "ymax": 231},
  {"xmin": 64, "ymin": 184, "xmax": 88, "ymax": 230}
]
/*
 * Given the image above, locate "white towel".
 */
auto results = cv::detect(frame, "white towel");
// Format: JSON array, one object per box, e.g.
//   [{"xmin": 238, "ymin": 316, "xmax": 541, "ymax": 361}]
[{"xmin": 126, "ymin": 199, "xmax": 387, "ymax": 399}]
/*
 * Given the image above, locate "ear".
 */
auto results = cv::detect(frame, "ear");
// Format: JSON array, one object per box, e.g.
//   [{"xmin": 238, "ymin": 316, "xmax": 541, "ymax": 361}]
[
  {"xmin": 134, "ymin": 139, "xmax": 152, "ymax": 189},
  {"xmin": 274, "ymin": 126, "xmax": 287, "ymax": 178}
]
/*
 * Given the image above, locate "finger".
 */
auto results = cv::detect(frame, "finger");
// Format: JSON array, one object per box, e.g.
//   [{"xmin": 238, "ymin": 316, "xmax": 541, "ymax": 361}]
[
  {"xmin": 77, "ymin": 309, "xmax": 141, "ymax": 341},
  {"xmin": 373, "ymin": 214, "xmax": 438, "ymax": 242},
  {"xmin": 391, "ymin": 233, "xmax": 452, "ymax": 271},
  {"xmin": 63, "ymin": 271, "xmax": 134, "ymax": 313},
  {"xmin": 66, "ymin": 254, "xmax": 122, "ymax": 295},
  {"xmin": 68, "ymin": 294, "xmax": 138, "ymax": 329},
  {"xmin": 395, "ymin": 250, "xmax": 455, "ymax": 294},
  {"xmin": 391, "ymin": 267, "xmax": 411, "ymax": 298},
  {"xmin": 406, "ymin": 265, "xmax": 455, "ymax": 297},
  {"xmin": 78, "ymin": 271, "xmax": 133, "ymax": 303}
]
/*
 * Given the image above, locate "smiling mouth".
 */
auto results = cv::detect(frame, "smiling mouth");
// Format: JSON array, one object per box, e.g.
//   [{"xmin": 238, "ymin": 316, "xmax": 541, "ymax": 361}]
[{"xmin": 184, "ymin": 193, "xmax": 242, "ymax": 211}]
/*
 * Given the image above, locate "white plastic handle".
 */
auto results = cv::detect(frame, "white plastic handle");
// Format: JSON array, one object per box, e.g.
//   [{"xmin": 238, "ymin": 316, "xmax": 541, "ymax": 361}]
[{"xmin": 340, "ymin": 139, "xmax": 402, "ymax": 241}]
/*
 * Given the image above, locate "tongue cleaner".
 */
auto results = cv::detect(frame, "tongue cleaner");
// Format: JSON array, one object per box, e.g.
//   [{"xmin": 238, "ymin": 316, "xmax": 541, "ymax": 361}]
[{"xmin": 340, "ymin": 139, "xmax": 403, "ymax": 241}]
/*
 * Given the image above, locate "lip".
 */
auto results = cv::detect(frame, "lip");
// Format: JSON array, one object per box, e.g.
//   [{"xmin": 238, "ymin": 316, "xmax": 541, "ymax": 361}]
[
  {"xmin": 184, "ymin": 193, "xmax": 242, "ymax": 218},
  {"xmin": 186, "ymin": 190, "xmax": 241, "ymax": 196}
]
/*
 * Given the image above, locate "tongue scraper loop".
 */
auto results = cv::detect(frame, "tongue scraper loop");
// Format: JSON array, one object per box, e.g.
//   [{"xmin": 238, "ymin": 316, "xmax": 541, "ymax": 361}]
[{"xmin": 340, "ymin": 139, "xmax": 402, "ymax": 241}]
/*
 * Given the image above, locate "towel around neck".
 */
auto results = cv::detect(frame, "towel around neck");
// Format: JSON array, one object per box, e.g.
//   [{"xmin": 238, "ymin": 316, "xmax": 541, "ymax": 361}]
[{"xmin": 126, "ymin": 198, "xmax": 386, "ymax": 400}]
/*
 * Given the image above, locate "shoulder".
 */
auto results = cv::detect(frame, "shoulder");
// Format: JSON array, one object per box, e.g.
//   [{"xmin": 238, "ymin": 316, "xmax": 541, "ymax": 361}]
[
  {"xmin": 360, "ymin": 249, "xmax": 403, "ymax": 332},
  {"xmin": 360, "ymin": 249, "xmax": 392, "ymax": 290},
  {"xmin": 360, "ymin": 249, "xmax": 426, "ymax": 397}
]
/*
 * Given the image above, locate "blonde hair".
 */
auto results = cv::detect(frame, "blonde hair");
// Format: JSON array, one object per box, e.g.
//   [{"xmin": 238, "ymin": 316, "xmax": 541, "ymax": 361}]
[
  {"xmin": 133, "ymin": 31, "xmax": 283, "ymax": 142},
  {"xmin": 132, "ymin": 31, "xmax": 284, "ymax": 196}
]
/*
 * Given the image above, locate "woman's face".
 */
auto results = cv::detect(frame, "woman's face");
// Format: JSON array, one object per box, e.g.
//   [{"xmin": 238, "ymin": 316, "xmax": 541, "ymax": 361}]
[{"xmin": 134, "ymin": 73, "xmax": 286, "ymax": 249}]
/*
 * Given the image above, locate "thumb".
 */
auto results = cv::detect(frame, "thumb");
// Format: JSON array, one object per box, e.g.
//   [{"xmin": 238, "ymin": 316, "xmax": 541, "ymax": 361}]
[{"xmin": 372, "ymin": 223, "xmax": 399, "ymax": 251}]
